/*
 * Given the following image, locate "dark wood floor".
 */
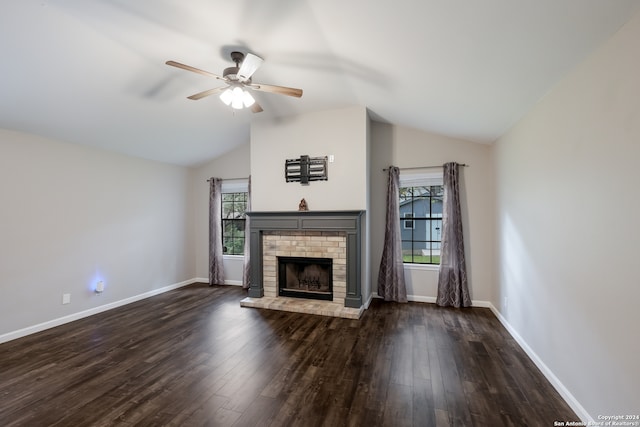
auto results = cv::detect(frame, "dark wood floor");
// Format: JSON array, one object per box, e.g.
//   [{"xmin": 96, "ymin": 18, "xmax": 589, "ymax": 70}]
[{"xmin": 0, "ymin": 283, "xmax": 577, "ymax": 427}]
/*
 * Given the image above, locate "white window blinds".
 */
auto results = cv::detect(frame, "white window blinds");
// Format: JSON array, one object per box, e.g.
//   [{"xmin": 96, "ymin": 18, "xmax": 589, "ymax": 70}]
[{"xmin": 399, "ymin": 170, "xmax": 443, "ymax": 187}]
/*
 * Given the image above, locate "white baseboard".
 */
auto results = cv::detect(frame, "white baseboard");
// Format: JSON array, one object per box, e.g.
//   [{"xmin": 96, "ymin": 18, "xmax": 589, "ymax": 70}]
[
  {"xmin": 194, "ymin": 278, "xmax": 243, "ymax": 287},
  {"xmin": 399, "ymin": 293, "xmax": 492, "ymax": 307},
  {"xmin": 408, "ymin": 294, "xmax": 437, "ymax": 303},
  {"xmin": 409, "ymin": 295, "xmax": 493, "ymax": 307},
  {"xmin": 363, "ymin": 293, "xmax": 374, "ymax": 309},
  {"xmin": 0, "ymin": 278, "xmax": 199, "ymax": 345},
  {"xmin": 487, "ymin": 303, "xmax": 592, "ymax": 423},
  {"xmin": 470, "ymin": 299, "xmax": 493, "ymax": 308}
]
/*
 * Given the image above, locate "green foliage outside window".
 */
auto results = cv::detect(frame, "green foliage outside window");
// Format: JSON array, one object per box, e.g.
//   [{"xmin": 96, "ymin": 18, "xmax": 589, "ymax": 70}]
[{"xmin": 222, "ymin": 192, "xmax": 247, "ymax": 255}]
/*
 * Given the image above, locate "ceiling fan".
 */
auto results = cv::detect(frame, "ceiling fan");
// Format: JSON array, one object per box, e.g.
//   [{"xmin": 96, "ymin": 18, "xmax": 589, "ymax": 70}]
[{"xmin": 166, "ymin": 51, "xmax": 303, "ymax": 113}]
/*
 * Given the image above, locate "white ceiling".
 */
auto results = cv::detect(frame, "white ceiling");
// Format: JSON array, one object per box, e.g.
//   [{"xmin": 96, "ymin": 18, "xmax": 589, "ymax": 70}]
[{"xmin": 1, "ymin": 1, "xmax": 639, "ymax": 167}]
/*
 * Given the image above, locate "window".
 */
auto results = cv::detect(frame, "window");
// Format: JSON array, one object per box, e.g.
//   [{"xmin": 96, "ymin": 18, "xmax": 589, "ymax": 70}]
[
  {"xmin": 221, "ymin": 191, "xmax": 247, "ymax": 255},
  {"xmin": 399, "ymin": 172, "xmax": 443, "ymax": 265},
  {"xmin": 403, "ymin": 212, "xmax": 415, "ymax": 229},
  {"xmin": 221, "ymin": 192, "xmax": 247, "ymax": 255}
]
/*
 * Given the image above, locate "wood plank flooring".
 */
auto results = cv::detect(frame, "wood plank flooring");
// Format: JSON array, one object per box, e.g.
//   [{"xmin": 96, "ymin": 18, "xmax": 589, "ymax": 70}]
[{"xmin": 0, "ymin": 283, "xmax": 578, "ymax": 426}]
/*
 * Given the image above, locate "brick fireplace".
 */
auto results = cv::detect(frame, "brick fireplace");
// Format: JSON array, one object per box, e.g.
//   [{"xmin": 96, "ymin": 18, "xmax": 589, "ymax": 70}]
[
  {"xmin": 240, "ymin": 211, "xmax": 364, "ymax": 319},
  {"xmin": 265, "ymin": 231, "xmax": 344, "ymax": 302}
]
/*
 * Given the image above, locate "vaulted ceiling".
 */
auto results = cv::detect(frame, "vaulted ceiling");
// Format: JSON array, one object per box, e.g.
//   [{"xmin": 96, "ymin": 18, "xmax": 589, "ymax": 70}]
[{"xmin": 2, "ymin": 1, "xmax": 639, "ymax": 166}]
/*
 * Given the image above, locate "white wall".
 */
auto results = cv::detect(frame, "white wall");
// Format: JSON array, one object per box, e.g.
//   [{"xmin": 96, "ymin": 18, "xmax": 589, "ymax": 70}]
[
  {"xmin": 192, "ymin": 106, "xmax": 371, "ymax": 286},
  {"xmin": 370, "ymin": 122, "xmax": 494, "ymax": 303},
  {"xmin": 250, "ymin": 106, "xmax": 369, "ymax": 211},
  {"xmin": 250, "ymin": 106, "xmax": 371, "ymax": 303},
  {"xmin": 493, "ymin": 11, "xmax": 640, "ymax": 420},
  {"xmin": 0, "ymin": 129, "xmax": 194, "ymax": 338},
  {"xmin": 191, "ymin": 143, "xmax": 251, "ymax": 282}
]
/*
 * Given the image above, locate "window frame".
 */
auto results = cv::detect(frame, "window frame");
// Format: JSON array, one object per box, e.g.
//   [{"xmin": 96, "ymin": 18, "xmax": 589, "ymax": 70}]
[
  {"xmin": 220, "ymin": 180, "xmax": 249, "ymax": 257},
  {"xmin": 399, "ymin": 171, "xmax": 443, "ymax": 266}
]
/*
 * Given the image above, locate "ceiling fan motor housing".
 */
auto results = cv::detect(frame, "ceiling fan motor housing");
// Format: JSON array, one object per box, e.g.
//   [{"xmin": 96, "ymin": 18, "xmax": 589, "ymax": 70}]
[
  {"xmin": 230, "ymin": 51, "xmax": 245, "ymax": 65},
  {"xmin": 223, "ymin": 66, "xmax": 240, "ymax": 81},
  {"xmin": 224, "ymin": 52, "xmax": 250, "ymax": 82}
]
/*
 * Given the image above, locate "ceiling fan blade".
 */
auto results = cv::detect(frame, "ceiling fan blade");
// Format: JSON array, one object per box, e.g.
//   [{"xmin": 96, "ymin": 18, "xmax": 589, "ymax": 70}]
[
  {"xmin": 251, "ymin": 102, "xmax": 264, "ymax": 113},
  {"xmin": 249, "ymin": 83, "xmax": 303, "ymax": 98},
  {"xmin": 238, "ymin": 53, "xmax": 264, "ymax": 82},
  {"xmin": 166, "ymin": 60, "xmax": 226, "ymax": 81},
  {"xmin": 187, "ymin": 86, "xmax": 228, "ymax": 100}
]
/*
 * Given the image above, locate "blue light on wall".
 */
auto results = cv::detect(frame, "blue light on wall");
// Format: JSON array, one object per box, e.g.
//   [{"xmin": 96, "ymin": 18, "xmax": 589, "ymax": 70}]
[{"xmin": 89, "ymin": 271, "xmax": 106, "ymax": 295}]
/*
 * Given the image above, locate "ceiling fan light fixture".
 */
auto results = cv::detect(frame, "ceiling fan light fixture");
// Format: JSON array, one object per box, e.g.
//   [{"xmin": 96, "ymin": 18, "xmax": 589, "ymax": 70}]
[
  {"xmin": 219, "ymin": 88, "xmax": 233, "ymax": 106},
  {"xmin": 242, "ymin": 90, "xmax": 255, "ymax": 108},
  {"xmin": 231, "ymin": 87, "xmax": 244, "ymax": 109},
  {"xmin": 220, "ymin": 86, "xmax": 255, "ymax": 110}
]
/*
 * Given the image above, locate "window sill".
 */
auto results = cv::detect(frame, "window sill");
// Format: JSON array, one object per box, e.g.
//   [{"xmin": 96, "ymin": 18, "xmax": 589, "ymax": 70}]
[
  {"xmin": 403, "ymin": 263, "xmax": 440, "ymax": 272},
  {"xmin": 223, "ymin": 254, "xmax": 244, "ymax": 260}
]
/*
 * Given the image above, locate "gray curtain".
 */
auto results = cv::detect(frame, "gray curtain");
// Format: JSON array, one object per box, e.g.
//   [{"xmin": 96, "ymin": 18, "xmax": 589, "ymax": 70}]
[
  {"xmin": 436, "ymin": 162, "xmax": 471, "ymax": 307},
  {"xmin": 242, "ymin": 176, "xmax": 251, "ymax": 289},
  {"xmin": 377, "ymin": 166, "xmax": 408, "ymax": 303},
  {"xmin": 209, "ymin": 177, "xmax": 225, "ymax": 286}
]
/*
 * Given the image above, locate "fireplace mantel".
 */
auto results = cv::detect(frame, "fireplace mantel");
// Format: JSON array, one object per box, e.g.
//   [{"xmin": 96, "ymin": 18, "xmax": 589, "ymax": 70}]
[{"xmin": 246, "ymin": 210, "xmax": 364, "ymax": 308}]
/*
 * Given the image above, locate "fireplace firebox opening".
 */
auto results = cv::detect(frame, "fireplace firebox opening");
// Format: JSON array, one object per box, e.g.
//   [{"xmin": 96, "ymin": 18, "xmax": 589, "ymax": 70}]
[{"xmin": 278, "ymin": 256, "xmax": 333, "ymax": 301}]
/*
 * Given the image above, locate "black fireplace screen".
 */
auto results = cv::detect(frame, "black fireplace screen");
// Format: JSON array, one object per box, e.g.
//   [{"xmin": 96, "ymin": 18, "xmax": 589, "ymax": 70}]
[{"xmin": 278, "ymin": 256, "xmax": 333, "ymax": 301}]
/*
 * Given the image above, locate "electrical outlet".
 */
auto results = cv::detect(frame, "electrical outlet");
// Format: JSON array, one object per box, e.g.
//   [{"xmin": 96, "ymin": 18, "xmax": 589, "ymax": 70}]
[
  {"xmin": 62, "ymin": 293, "xmax": 71, "ymax": 305},
  {"xmin": 328, "ymin": 154, "xmax": 335, "ymax": 163}
]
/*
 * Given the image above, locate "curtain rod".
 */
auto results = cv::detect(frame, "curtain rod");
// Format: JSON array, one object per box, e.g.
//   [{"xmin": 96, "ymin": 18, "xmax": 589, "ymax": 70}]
[
  {"xmin": 382, "ymin": 164, "xmax": 468, "ymax": 172},
  {"xmin": 206, "ymin": 177, "xmax": 249, "ymax": 182}
]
